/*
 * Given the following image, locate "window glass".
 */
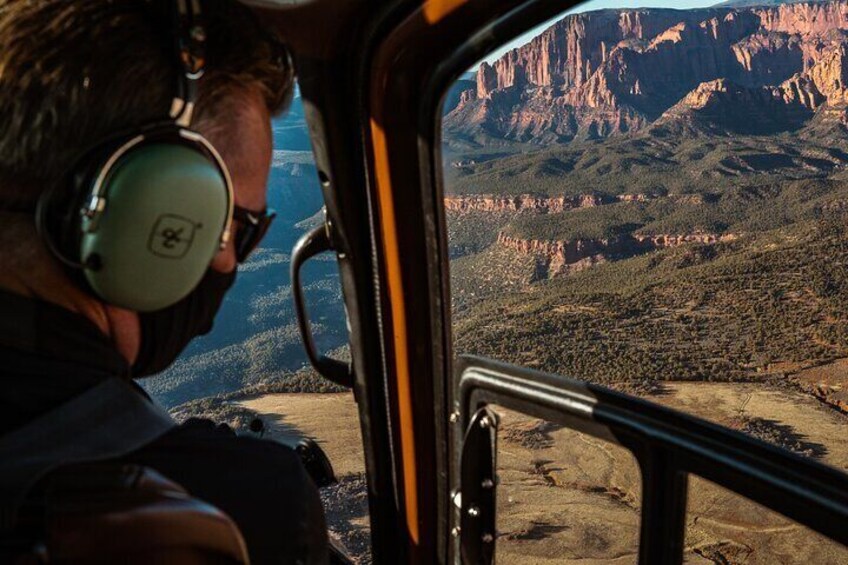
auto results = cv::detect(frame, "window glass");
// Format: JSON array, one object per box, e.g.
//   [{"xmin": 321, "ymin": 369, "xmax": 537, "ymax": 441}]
[
  {"xmin": 142, "ymin": 81, "xmax": 369, "ymax": 562},
  {"xmin": 444, "ymin": 0, "xmax": 848, "ymax": 463},
  {"xmin": 685, "ymin": 475, "xmax": 848, "ymax": 563},
  {"xmin": 443, "ymin": 0, "xmax": 848, "ymax": 559},
  {"xmin": 493, "ymin": 406, "xmax": 641, "ymax": 564}
]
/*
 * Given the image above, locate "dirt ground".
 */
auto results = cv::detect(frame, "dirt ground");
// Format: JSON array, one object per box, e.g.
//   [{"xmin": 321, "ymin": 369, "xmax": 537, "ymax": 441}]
[
  {"xmin": 240, "ymin": 382, "xmax": 848, "ymax": 564},
  {"xmin": 494, "ymin": 381, "xmax": 848, "ymax": 565}
]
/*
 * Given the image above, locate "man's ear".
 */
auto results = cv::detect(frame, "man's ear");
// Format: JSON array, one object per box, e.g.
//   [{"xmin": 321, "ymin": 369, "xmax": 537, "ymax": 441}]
[{"xmin": 210, "ymin": 236, "xmax": 238, "ymax": 274}]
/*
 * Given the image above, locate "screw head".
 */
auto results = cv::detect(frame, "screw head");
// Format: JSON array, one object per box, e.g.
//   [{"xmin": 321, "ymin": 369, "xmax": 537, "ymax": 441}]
[
  {"xmin": 467, "ymin": 505, "xmax": 480, "ymax": 518},
  {"xmin": 190, "ymin": 25, "xmax": 207, "ymax": 42},
  {"xmin": 482, "ymin": 533, "xmax": 494, "ymax": 544},
  {"xmin": 481, "ymin": 478, "xmax": 494, "ymax": 489}
]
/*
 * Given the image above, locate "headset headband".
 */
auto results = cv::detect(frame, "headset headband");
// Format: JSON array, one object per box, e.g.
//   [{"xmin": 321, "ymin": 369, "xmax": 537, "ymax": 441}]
[
  {"xmin": 36, "ymin": 0, "xmax": 233, "ymax": 275},
  {"xmin": 170, "ymin": 0, "xmax": 206, "ymax": 127}
]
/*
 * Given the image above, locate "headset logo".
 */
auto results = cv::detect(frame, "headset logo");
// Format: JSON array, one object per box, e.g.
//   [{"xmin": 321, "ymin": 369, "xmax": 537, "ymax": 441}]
[{"xmin": 148, "ymin": 214, "xmax": 199, "ymax": 259}]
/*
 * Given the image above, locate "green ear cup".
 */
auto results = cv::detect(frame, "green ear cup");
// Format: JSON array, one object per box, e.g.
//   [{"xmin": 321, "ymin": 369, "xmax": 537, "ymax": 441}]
[{"xmin": 79, "ymin": 143, "xmax": 229, "ymax": 312}]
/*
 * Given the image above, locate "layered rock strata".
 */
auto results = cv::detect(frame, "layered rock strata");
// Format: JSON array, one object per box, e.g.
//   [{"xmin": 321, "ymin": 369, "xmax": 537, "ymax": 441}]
[
  {"xmin": 445, "ymin": 1, "xmax": 848, "ymax": 143},
  {"xmin": 496, "ymin": 231, "xmax": 739, "ymax": 277},
  {"xmin": 443, "ymin": 193, "xmax": 653, "ymax": 214}
]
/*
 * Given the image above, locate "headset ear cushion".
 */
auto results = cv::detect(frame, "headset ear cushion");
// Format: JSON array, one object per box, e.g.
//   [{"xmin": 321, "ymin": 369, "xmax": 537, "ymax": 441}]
[
  {"xmin": 79, "ymin": 142, "xmax": 229, "ymax": 311},
  {"xmin": 38, "ymin": 140, "xmax": 127, "ymax": 265}
]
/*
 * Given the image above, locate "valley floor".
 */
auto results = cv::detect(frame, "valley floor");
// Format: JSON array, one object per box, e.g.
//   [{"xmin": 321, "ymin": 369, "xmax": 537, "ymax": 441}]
[{"xmin": 238, "ymin": 381, "xmax": 848, "ymax": 564}]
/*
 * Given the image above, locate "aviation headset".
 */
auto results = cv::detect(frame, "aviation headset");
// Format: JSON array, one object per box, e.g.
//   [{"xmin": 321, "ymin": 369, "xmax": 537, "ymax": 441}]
[{"xmin": 36, "ymin": 0, "xmax": 234, "ymax": 312}]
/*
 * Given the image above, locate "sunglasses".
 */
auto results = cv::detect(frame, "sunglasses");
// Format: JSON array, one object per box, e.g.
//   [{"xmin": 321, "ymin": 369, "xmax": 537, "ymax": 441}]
[{"xmin": 232, "ymin": 205, "xmax": 276, "ymax": 263}]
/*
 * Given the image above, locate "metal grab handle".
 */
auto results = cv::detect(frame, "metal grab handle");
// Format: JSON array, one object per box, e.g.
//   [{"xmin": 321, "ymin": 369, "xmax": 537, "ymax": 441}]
[{"xmin": 290, "ymin": 223, "xmax": 353, "ymax": 388}]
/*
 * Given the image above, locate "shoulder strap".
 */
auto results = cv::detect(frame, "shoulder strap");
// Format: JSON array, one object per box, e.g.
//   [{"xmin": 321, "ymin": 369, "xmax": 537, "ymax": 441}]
[{"xmin": 0, "ymin": 378, "xmax": 176, "ymax": 529}]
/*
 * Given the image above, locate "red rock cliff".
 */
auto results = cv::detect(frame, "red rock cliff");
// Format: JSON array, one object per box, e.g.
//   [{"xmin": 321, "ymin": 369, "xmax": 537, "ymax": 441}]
[
  {"xmin": 444, "ymin": 1, "xmax": 848, "ymax": 143},
  {"xmin": 496, "ymin": 231, "xmax": 739, "ymax": 277},
  {"xmin": 443, "ymin": 193, "xmax": 653, "ymax": 213}
]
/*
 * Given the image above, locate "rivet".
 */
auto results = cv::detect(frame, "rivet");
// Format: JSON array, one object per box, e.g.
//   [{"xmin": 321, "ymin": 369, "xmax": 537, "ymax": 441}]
[
  {"xmin": 190, "ymin": 25, "xmax": 206, "ymax": 42},
  {"xmin": 451, "ymin": 490, "xmax": 462, "ymax": 509},
  {"xmin": 479, "ymin": 416, "xmax": 491, "ymax": 429},
  {"xmin": 449, "ymin": 411, "xmax": 460, "ymax": 423},
  {"xmin": 467, "ymin": 505, "xmax": 480, "ymax": 518},
  {"xmin": 481, "ymin": 533, "xmax": 494, "ymax": 544},
  {"xmin": 451, "ymin": 527, "xmax": 461, "ymax": 538},
  {"xmin": 481, "ymin": 478, "xmax": 494, "ymax": 489}
]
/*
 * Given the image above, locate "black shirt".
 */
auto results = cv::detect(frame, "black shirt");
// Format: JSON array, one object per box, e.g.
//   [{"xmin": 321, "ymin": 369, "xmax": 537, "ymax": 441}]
[
  {"xmin": 0, "ymin": 290, "xmax": 328, "ymax": 564},
  {"xmin": 0, "ymin": 290, "xmax": 129, "ymax": 434}
]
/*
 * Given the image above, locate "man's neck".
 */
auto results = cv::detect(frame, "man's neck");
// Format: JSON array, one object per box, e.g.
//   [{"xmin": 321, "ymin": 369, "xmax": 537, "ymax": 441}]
[{"xmin": 0, "ymin": 212, "xmax": 140, "ymax": 365}]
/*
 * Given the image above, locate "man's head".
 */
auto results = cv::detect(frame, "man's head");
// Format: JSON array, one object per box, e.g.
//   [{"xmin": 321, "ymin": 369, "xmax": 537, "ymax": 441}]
[
  {"xmin": 0, "ymin": 0, "xmax": 291, "ymax": 209},
  {"xmin": 0, "ymin": 0, "xmax": 294, "ymax": 372}
]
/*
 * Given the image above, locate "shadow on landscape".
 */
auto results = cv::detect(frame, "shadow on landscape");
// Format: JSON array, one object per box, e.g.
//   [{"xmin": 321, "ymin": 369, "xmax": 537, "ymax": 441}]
[
  {"xmin": 737, "ymin": 416, "xmax": 829, "ymax": 460},
  {"xmin": 246, "ymin": 405, "xmax": 312, "ymax": 443},
  {"xmin": 502, "ymin": 420, "xmax": 564, "ymax": 450},
  {"xmin": 502, "ymin": 520, "xmax": 570, "ymax": 541}
]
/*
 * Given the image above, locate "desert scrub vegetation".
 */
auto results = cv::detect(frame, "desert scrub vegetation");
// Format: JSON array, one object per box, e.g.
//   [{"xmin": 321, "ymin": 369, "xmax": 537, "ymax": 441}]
[
  {"xmin": 444, "ymin": 125, "xmax": 848, "ymax": 198},
  {"xmin": 452, "ymin": 220, "xmax": 848, "ymax": 386},
  {"xmin": 494, "ymin": 177, "xmax": 848, "ymax": 244},
  {"xmin": 169, "ymin": 347, "xmax": 351, "ymax": 425}
]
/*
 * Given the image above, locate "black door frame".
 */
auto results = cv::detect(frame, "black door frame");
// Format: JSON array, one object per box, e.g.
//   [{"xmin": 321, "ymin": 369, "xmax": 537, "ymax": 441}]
[
  {"xmin": 365, "ymin": 1, "xmax": 584, "ymax": 561},
  {"xmin": 454, "ymin": 357, "xmax": 848, "ymax": 564},
  {"xmin": 258, "ymin": 1, "xmax": 425, "ymax": 561},
  {"xmin": 260, "ymin": 0, "xmax": 597, "ymax": 562}
]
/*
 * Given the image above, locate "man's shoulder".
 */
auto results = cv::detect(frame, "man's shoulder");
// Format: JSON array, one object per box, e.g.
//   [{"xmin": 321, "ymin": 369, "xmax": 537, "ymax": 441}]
[
  {"xmin": 140, "ymin": 417, "xmax": 306, "ymax": 472},
  {"xmin": 121, "ymin": 417, "xmax": 329, "ymax": 563}
]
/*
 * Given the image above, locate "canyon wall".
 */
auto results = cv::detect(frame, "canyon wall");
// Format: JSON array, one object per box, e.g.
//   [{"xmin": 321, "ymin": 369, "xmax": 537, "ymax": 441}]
[
  {"xmin": 496, "ymin": 231, "xmax": 739, "ymax": 277},
  {"xmin": 443, "ymin": 193, "xmax": 652, "ymax": 214},
  {"xmin": 445, "ymin": 1, "xmax": 848, "ymax": 143}
]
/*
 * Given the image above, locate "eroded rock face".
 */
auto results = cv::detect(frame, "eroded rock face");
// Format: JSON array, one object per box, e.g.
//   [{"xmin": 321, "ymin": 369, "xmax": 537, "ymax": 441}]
[
  {"xmin": 444, "ymin": 1, "xmax": 848, "ymax": 143},
  {"xmin": 753, "ymin": 1, "xmax": 848, "ymax": 35},
  {"xmin": 443, "ymin": 193, "xmax": 654, "ymax": 214},
  {"xmin": 659, "ymin": 77, "xmax": 818, "ymax": 133},
  {"xmin": 496, "ymin": 231, "xmax": 739, "ymax": 278}
]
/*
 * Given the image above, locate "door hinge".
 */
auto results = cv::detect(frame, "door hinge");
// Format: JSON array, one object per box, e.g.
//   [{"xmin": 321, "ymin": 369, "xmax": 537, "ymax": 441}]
[{"xmin": 458, "ymin": 406, "xmax": 498, "ymax": 564}]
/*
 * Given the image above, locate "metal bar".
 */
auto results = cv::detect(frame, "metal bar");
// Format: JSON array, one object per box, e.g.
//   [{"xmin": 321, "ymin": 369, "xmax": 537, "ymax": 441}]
[
  {"xmin": 638, "ymin": 448, "xmax": 687, "ymax": 565},
  {"xmin": 455, "ymin": 356, "xmax": 848, "ymax": 550}
]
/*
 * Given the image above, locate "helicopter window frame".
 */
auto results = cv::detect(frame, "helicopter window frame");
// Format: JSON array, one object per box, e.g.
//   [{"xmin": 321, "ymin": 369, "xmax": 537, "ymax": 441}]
[{"xmin": 412, "ymin": 0, "xmax": 848, "ymax": 562}]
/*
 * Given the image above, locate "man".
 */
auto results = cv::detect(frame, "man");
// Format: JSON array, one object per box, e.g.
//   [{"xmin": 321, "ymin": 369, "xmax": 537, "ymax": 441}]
[{"xmin": 0, "ymin": 1, "xmax": 328, "ymax": 563}]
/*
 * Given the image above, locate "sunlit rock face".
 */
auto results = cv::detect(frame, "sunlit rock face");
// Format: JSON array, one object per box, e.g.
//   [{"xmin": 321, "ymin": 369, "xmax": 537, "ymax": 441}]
[
  {"xmin": 445, "ymin": 1, "xmax": 848, "ymax": 144},
  {"xmin": 443, "ymin": 193, "xmax": 653, "ymax": 214},
  {"xmin": 495, "ymin": 231, "xmax": 739, "ymax": 279}
]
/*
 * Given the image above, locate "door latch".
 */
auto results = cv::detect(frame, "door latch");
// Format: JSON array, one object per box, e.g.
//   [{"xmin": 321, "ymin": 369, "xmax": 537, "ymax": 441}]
[{"xmin": 291, "ymin": 222, "xmax": 353, "ymax": 388}]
